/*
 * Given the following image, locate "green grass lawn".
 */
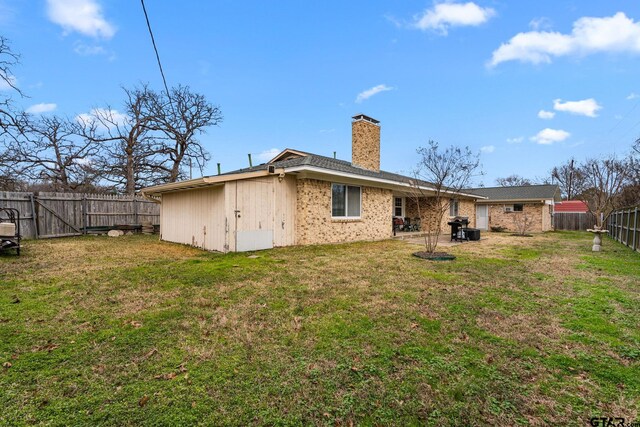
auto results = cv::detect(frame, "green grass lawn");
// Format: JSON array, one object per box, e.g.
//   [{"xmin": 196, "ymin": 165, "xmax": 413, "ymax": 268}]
[{"xmin": 1, "ymin": 232, "xmax": 639, "ymax": 426}]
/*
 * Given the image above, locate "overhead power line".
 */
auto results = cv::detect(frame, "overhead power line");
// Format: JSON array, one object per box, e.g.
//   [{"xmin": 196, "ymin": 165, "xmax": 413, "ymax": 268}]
[{"xmin": 140, "ymin": 0, "xmax": 171, "ymax": 99}]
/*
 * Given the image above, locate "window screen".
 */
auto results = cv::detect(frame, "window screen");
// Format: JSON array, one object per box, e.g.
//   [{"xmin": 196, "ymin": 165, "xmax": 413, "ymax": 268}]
[
  {"xmin": 449, "ymin": 199, "xmax": 459, "ymax": 216},
  {"xmin": 332, "ymin": 184, "xmax": 361, "ymax": 217},
  {"xmin": 332, "ymin": 184, "xmax": 346, "ymax": 217}
]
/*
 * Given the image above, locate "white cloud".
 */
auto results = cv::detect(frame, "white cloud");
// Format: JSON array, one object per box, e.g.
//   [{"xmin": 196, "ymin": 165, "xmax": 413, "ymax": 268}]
[
  {"xmin": 46, "ymin": 0, "xmax": 116, "ymax": 39},
  {"xmin": 0, "ymin": 75, "xmax": 17, "ymax": 91},
  {"xmin": 480, "ymin": 145, "xmax": 495, "ymax": 153},
  {"xmin": 73, "ymin": 41, "xmax": 106, "ymax": 55},
  {"xmin": 413, "ymin": 1, "xmax": 495, "ymax": 35},
  {"xmin": 529, "ymin": 17, "xmax": 552, "ymax": 31},
  {"xmin": 74, "ymin": 157, "xmax": 92, "ymax": 165},
  {"xmin": 506, "ymin": 136, "xmax": 524, "ymax": 144},
  {"xmin": 355, "ymin": 84, "xmax": 394, "ymax": 103},
  {"xmin": 256, "ymin": 148, "xmax": 281, "ymax": 163},
  {"xmin": 530, "ymin": 128, "xmax": 570, "ymax": 145},
  {"xmin": 553, "ymin": 98, "xmax": 601, "ymax": 117},
  {"xmin": 26, "ymin": 103, "xmax": 58, "ymax": 114},
  {"xmin": 489, "ymin": 12, "xmax": 640, "ymax": 67},
  {"xmin": 76, "ymin": 108, "xmax": 129, "ymax": 128},
  {"xmin": 538, "ymin": 110, "xmax": 555, "ymax": 119},
  {"xmin": 627, "ymin": 92, "xmax": 639, "ymax": 100}
]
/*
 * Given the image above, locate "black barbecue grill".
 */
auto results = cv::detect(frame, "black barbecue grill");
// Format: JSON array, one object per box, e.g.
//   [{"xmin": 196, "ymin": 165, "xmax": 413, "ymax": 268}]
[{"xmin": 448, "ymin": 216, "xmax": 469, "ymax": 242}]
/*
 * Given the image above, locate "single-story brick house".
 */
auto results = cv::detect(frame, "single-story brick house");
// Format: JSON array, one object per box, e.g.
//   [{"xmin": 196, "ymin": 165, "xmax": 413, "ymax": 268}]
[
  {"xmin": 466, "ymin": 185, "xmax": 562, "ymax": 232},
  {"xmin": 142, "ymin": 114, "xmax": 481, "ymax": 252}
]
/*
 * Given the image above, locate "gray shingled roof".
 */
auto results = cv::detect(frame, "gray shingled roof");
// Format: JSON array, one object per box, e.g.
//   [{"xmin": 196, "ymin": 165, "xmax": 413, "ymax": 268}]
[
  {"xmin": 220, "ymin": 152, "xmax": 426, "ymax": 187},
  {"xmin": 466, "ymin": 185, "xmax": 561, "ymax": 201}
]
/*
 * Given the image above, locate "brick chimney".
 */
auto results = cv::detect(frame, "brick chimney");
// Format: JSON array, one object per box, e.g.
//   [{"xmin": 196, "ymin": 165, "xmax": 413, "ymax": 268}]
[{"xmin": 351, "ymin": 114, "xmax": 380, "ymax": 172}]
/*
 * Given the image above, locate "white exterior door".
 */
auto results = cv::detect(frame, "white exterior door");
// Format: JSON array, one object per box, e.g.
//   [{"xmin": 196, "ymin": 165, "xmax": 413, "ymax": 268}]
[
  {"xmin": 234, "ymin": 180, "xmax": 274, "ymax": 252},
  {"xmin": 476, "ymin": 205, "xmax": 488, "ymax": 230}
]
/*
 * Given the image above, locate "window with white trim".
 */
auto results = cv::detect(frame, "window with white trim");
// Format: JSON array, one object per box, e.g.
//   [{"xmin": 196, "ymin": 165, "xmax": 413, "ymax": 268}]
[
  {"xmin": 394, "ymin": 197, "xmax": 404, "ymax": 217},
  {"xmin": 513, "ymin": 203, "xmax": 524, "ymax": 212},
  {"xmin": 449, "ymin": 198, "xmax": 459, "ymax": 216},
  {"xmin": 332, "ymin": 184, "xmax": 361, "ymax": 218}
]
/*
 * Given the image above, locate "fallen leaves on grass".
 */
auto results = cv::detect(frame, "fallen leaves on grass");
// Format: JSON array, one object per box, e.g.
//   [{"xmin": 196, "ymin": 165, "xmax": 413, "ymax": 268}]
[
  {"xmin": 141, "ymin": 348, "xmax": 158, "ymax": 360},
  {"xmin": 32, "ymin": 342, "xmax": 59, "ymax": 352},
  {"xmin": 154, "ymin": 363, "xmax": 188, "ymax": 380},
  {"xmin": 138, "ymin": 395, "xmax": 149, "ymax": 407},
  {"xmin": 2, "ymin": 362, "xmax": 11, "ymax": 368},
  {"xmin": 154, "ymin": 372, "xmax": 177, "ymax": 380}
]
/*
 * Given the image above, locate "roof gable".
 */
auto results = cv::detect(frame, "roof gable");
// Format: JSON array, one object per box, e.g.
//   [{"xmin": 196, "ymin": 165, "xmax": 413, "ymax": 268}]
[{"xmin": 268, "ymin": 149, "xmax": 310, "ymax": 163}]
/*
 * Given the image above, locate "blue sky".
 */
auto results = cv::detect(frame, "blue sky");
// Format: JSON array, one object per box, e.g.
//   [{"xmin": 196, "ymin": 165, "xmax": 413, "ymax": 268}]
[{"xmin": 2, "ymin": 0, "xmax": 640, "ymax": 185}]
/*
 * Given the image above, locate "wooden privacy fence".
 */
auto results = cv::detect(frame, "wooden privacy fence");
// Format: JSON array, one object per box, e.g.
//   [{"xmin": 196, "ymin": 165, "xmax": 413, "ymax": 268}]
[
  {"xmin": 0, "ymin": 191, "xmax": 159, "ymax": 239},
  {"xmin": 607, "ymin": 206, "xmax": 639, "ymax": 252},
  {"xmin": 554, "ymin": 212, "xmax": 597, "ymax": 231}
]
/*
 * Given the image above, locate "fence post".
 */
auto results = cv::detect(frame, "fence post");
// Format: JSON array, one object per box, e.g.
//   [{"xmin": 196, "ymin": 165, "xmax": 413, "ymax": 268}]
[
  {"xmin": 625, "ymin": 209, "xmax": 630, "ymax": 247},
  {"xmin": 633, "ymin": 208, "xmax": 638, "ymax": 252},
  {"xmin": 82, "ymin": 196, "xmax": 88, "ymax": 234},
  {"xmin": 133, "ymin": 198, "xmax": 138, "ymax": 225},
  {"xmin": 29, "ymin": 193, "xmax": 39, "ymax": 239}
]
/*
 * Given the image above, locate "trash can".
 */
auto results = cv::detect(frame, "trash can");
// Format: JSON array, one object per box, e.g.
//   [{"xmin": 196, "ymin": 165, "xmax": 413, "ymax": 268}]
[{"xmin": 466, "ymin": 228, "xmax": 481, "ymax": 241}]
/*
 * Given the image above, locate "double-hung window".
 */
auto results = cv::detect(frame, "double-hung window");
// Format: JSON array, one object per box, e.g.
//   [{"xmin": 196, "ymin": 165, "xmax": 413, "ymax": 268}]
[
  {"xmin": 449, "ymin": 198, "xmax": 459, "ymax": 217},
  {"xmin": 332, "ymin": 184, "xmax": 361, "ymax": 218},
  {"xmin": 394, "ymin": 197, "xmax": 404, "ymax": 217}
]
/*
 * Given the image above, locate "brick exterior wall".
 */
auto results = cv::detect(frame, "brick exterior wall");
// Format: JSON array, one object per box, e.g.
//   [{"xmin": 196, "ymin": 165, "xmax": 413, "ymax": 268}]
[
  {"xmin": 296, "ymin": 179, "xmax": 393, "ymax": 245},
  {"xmin": 485, "ymin": 203, "xmax": 549, "ymax": 232},
  {"xmin": 351, "ymin": 119, "xmax": 380, "ymax": 172},
  {"xmin": 404, "ymin": 197, "xmax": 475, "ymax": 231}
]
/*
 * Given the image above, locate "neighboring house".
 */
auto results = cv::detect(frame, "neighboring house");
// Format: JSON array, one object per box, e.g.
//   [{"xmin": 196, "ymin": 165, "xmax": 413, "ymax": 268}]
[
  {"xmin": 554, "ymin": 200, "xmax": 589, "ymax": 213},
  {"xmin": 142, "ymin": 114, "xmax": 480, "ymax": 252},
  {"xmin": 467, "ymin": 185, "xmax": 562, "ymax": 232}
]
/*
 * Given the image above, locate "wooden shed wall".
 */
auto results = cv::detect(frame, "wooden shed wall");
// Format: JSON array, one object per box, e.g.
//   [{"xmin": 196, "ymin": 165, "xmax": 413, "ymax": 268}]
[
  {"xmin": 224, "ymin": 175, "xmax": 297, "ymax": 252},
  {"xmin": 160, "ymin": 185, "xmax": 226, "ymax": 252},
  {"xmin": 274, "ymin": 175, "xmax": 297, "ymax": 247}
]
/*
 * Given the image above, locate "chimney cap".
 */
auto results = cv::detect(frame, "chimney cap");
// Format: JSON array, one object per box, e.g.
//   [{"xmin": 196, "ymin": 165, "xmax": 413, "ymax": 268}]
[{"xmin": 352, "ymin": 113, "xmax": 380, "ymax": 125}]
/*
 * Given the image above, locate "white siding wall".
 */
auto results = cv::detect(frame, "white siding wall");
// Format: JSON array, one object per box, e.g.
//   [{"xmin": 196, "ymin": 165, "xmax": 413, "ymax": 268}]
[
  {"xmin": 274, "ymin": 175, "xmax": 297, "ymax": 247},
  {"xmin": 160, "ymin": 185, "xmax": 226, "ymax": 252},
  {"xmin": 224, "ymin": 176, "xmax": 297, "ymax": 251},
  {"xmin": 160, "ymin": 175, "xmax": 297, "ymax": 252}
]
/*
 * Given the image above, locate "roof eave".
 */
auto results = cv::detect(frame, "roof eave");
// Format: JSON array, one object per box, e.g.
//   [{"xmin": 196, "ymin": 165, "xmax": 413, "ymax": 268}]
[
  {"xmin": 141, "ymin": 169, "xmax": 285, "ymax": 196},
  {"xmin": 475, "ymin": 198, "xmax": 553, "ymax": 203},
  {"xmin": 285, "ymin": 165, "xmax": 485, "ymax": 199}
]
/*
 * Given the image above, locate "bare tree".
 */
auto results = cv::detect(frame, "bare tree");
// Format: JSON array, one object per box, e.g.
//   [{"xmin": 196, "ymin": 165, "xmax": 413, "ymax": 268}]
[
  {"xmin": 0, "ymin": 36, "xmax": 23, "ymax": 129},
  {"xmin": 512, "ymin": 211, "xmax": 533, "ymax": 236},
  {"xmin": 577, "ymin": 156, "xmax": 632, "ymax": 228},
  {"xmin": 0, "ymin": 36, "xmax": 25, "ymax": 189},
  {"xmin": 495, "ymin": 174, "xmax": 532, "ymax": 187},
  {"xmin": 410, "ymin": 141, "xmax": 480, "ymax": 254},
  {"xmin": 551, "ymin": 158, "xmax": 583, "ymax": 200},
  {"xmin": 145, "ymin": 85, "xmax": 222, "ymax": 182},
  {"xmin": 79, "ymin": 86, "xmax": 168, "ymax": 194},
  {"xmin": 9, "ymin": 115, "xmax": 101, "ymax": 191}
]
